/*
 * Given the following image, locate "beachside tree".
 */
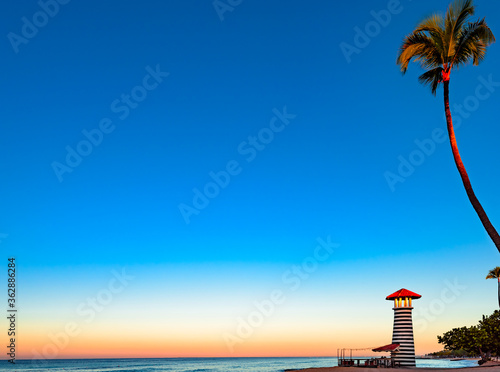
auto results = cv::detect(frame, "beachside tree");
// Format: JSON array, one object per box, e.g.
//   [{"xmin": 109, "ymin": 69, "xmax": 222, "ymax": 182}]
[
  {"xmin": 486, "ymin": 266, "xmax": 500, "ymax": 308},
  {"xmin": 396, "ymin": 0, "xmax": 499, "ymax": 253},
  {"xmin": 438, "ymin": 310, "xmax": 500, "ymax": 362}
]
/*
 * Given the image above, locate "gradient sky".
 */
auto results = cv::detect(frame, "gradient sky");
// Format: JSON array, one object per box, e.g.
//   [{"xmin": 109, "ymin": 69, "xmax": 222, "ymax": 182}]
[{"xmin": 1, "ymin": 0, "xmax": 500, "ymax": 360}]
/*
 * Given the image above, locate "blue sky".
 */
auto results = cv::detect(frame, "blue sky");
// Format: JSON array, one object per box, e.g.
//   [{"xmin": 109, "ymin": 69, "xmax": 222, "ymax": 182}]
[{"xmin": 1, "ymin": 0, "xmax": 500, "ymax": 358}]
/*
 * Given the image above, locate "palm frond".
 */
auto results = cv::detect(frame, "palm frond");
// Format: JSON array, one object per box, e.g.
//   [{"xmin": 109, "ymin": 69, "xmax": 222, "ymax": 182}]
[
  {"xmin": 444, "ymin": 0, "xmax": 475, "ymax": 62},
  {"xmin": 414, "ymin": 14, "xmax": 446, "ymax": 59},
  {"xmin": 453, "ymin": 19, "xmax": 496, "ymax": 67},
  {"xmin": 415, "ymin": 13, "xmax": 445, "ymax": 36},
  {"xmin": 486, "ymin": 266, "xmax": 500, "ymax": 279},
  {"xmin": 397, "ymin": 32, "xmax": 443, "ymax": 73},
  {"xmin": 449, "ymin": 0, "xmax": 475, "ymax": 36},
  {"xmin": 418, "ymin": 67, "xmax": 444, "ymax": 95}
]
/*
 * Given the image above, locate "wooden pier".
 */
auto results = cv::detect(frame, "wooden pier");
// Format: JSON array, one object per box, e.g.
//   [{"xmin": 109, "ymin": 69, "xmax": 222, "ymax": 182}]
[{"xmin": 337, "ymin": 349, "xmax": 401, "ymax": 368}]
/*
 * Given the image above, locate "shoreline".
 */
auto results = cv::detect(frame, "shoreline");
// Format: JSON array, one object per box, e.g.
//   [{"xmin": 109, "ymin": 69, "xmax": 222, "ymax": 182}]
[{"xmin": 285, "ymin": 361, "xmax": 500, "ymax": 372}]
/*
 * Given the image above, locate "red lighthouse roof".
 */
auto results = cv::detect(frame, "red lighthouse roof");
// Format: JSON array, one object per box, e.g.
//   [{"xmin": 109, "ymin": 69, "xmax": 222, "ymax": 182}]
[{"xmin": 386, "ymin": 288, "xmax": 421, "ymax": 300}]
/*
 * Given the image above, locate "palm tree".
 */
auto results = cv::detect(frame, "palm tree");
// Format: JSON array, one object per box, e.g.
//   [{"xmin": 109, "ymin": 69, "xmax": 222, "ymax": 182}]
[
  {"xmin": 396, "ymin": 0, "xmax": 499, "ymax": 253},
  {"xmin": 486, "ymin": 266, "xmax": 500, "ymax": 308}
]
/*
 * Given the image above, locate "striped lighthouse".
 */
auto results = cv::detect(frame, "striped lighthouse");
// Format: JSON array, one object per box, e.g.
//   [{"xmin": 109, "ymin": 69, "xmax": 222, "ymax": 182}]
[{"xmin": 386, "ymin": 288, "xmax": 421, "ymax": 367}]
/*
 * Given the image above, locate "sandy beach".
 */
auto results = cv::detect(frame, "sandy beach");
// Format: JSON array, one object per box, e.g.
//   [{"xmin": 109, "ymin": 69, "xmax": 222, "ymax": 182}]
[{"xmin": 285, "ymin": 361, "xmax": 500, "ymax": 372}]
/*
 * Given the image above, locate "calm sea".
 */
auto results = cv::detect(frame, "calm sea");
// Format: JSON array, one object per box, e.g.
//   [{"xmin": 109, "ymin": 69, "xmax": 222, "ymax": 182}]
[{"xmin": 0, "ymin": 357, "xmax": 479, "ymax": 371}]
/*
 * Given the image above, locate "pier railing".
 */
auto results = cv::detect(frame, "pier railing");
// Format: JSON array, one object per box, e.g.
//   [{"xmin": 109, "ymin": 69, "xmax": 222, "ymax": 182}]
[{"xmin": 337, "ymin": 349, "xmax": 401, "ymax": 368}]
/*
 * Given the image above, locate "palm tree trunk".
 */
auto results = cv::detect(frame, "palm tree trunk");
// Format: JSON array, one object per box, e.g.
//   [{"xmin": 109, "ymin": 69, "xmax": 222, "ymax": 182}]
[
  {"xmin": 443, "ymin": 80, "xmax": 500, "ymax": 254},
  {"xmin": 498, "ymin": 278, "xmax": 499, "ymax": 308}
]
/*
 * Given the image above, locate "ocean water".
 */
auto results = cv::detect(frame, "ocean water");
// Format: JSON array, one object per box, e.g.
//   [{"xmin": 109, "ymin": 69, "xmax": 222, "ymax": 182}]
[{"xmin": 0, "ymin": 357, "xmax": 479, "ymax": 371}]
